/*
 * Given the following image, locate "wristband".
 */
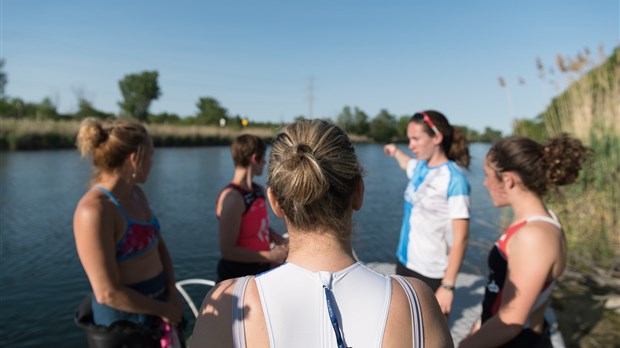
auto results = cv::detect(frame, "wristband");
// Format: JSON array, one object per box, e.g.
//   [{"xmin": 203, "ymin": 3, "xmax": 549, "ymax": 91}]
[{"xmin": 441, "ymin": 283, "xmax": 455, "ymax": 291}]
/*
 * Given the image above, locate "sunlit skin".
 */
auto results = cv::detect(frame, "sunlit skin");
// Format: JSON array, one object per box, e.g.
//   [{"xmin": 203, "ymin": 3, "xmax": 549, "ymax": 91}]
[
  {"xmin": 483, "ymin": 157, "xmax": 509, "ymax": 207},
  {"xmin": 134, "ymin": 139, "xmax": 154, "ymax": 183},
  {"xmin": 407, "ymin": 122, "xmax": 445, "ymax": 166}
]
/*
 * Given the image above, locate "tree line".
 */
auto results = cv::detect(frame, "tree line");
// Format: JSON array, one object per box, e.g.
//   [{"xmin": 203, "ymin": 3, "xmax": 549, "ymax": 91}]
[{"xmin": 0, "ymin": 62, "xmax": 503, "ymax": 143}]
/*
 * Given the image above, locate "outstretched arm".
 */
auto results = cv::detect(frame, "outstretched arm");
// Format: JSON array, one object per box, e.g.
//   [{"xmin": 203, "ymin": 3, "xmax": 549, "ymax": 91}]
[{"xmin": 384, "ymin": 143, "xmax": 412, "ymax": 170}]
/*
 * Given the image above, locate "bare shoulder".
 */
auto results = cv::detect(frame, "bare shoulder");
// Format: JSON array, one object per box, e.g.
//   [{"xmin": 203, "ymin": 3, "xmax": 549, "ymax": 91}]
[
  {"xmin": 220, "ymin": 187, "xmax": 244, "ymax": 203},
  {"xmin": 512, "ymin": 221, "xmax": 562, "ymax": 251},
  {"xmin": 218, "ymin": 188, "xmax": 246, "ymax": 213},
  {"xmin": 74, "ymin": 189, "xmax": 111, "ymax": 225},
  {"xmin": 192, "ymin": 279, "xmax": 237, "ymax": 347},
  {"xmin": 200, "ymin": 278, "xmax": 237, "ymax": 313},
  {"xmin": 384, "ymin": 276, "xmax": 453, "ymax": 348},
  {"xmin": 509, "ymin": 221, "xmax": 565, "ymax": 277},
  {"xmin": 193, "ymin": 276, "xmax": 268, "ymax": 347}
]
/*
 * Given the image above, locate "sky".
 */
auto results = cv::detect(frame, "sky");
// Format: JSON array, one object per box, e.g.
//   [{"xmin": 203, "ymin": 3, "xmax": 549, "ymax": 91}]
[{"xmin": 2, "ymin": 0, "xmax": 618, "ymax": 134}]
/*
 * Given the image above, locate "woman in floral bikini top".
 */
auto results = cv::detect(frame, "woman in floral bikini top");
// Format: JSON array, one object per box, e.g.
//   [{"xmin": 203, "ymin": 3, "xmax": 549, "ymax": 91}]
[{"xmin": 73, "ymin": 118, "xmax": 184, "ymax": 347}]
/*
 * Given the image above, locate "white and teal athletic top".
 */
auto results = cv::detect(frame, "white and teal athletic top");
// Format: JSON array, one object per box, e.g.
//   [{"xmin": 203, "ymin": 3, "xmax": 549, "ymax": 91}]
[{"xmin": 397, "ymin": 159, "xmax": 470, "ymax": 279}]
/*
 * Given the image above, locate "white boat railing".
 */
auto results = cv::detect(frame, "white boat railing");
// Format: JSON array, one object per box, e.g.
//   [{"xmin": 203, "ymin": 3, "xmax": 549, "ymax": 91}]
[{"xmin": 175, "ymin": 279, "xmax": 216, "ymax": 318}]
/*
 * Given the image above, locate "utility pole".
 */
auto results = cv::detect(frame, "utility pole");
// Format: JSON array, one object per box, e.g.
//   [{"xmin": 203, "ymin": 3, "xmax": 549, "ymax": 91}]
[{"xmin": 307, "ymin": 75, "xmax": 315, "ymax": 119}]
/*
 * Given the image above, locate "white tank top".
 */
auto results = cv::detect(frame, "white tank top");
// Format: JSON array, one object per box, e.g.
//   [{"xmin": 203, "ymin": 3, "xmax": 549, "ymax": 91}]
[{"xmin": 231, "ymin": 262, "xmax": 424, "ymax": 348}]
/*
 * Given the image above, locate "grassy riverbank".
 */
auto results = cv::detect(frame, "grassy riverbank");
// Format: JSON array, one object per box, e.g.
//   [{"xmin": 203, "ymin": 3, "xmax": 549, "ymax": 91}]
[
  {"xmin": 539, "ymin": 48, "xmax": 619, "ymax": 279},
  {"xmin": 0, "ymin": 118, "xmax": 372, "ymax": 150},
  {"xmin": 0, "ymin": 118, "xmax": 278, "ymax": 150},
  {"xmin": 529, "ymin": 48, "xmax": 620, "ymax": 347}
]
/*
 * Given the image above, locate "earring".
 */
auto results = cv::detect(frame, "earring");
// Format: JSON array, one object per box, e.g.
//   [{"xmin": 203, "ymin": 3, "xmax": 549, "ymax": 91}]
[{"xmin": 132, "ymin": 172, "xmax": 136, "ymax": 179}]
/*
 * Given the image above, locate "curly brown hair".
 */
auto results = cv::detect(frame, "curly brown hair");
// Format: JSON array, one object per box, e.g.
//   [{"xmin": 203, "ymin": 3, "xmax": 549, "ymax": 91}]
[{"xmin": 487, "ymin": 133, "xmax": 592, "ymax": 196}]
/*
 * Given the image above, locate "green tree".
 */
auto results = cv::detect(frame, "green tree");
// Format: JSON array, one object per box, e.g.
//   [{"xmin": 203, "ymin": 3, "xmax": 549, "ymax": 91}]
[
  {"xmin": 36, "ymin": 97, "xmax": 58, "ymax": 120},
  {"xmin": 352, "ymin": 107, "xmax": 369, "ymax": 135},
  {"xmin": 512, "ymin": 116, "xmax": 547, "ymax": 142},
  {"xmin": 479, "ymin": 127, "xmax": 503, "ymax": 143},
  {"xmin": 4, "ymin": 98, "xmax": 36, "ymax": 118},
  {"xmin": 395, "ymin": 115, "xmax": 410, "ymax": 140},
  {"xmin": 0, "ymin": 98, "xmax": 14, "ymax": 117},
  {"xmin": 457, "ymin": 125, "xmax": 481, "ymax": 142},
  {"xmin": 118, "ymin": 71, "xmax": 161, "ymax": 122},
  {"xmin": 336, "ymin": 106, "xmax": 354, "ymax": 132},
  {"xmin": 369, "ymin": 109, "xmax": 397, "ymax": 142},
  {"xmin": 149, "ymin": 112, "xmax": 181, "ymax": 124},
  {"xmin": 196, "ymin": 97, "xmax": 228, "ymax": 125},
  {"xmin": 0, "ymin": 59, "xmax": 7, "ymax": 100},
  {"xmin": 75, "ymin": 97, "xmax": 112, "ymax": 120}
]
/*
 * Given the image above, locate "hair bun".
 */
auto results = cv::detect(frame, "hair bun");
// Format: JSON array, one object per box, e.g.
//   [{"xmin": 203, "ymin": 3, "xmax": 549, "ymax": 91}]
[
  {"xmin": 76, "ymin": 118, "xmax": 108, "ymax": 157},
  {"xmin": 543, "ymin": 133, "xmax": 592, "ymax": 186},
  {"xmin": 296, "ymin": 143, "xmax": 313, "ymax": 155}
]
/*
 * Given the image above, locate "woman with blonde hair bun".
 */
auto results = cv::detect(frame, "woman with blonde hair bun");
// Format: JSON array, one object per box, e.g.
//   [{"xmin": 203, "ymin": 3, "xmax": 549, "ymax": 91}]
[
  {"xmin": 73, "ymin": 118, "xmax": 183, "ymax": 347},
  {"xmin": 192, "ymin": 119, "xmax": 452, "ymax": 348}
]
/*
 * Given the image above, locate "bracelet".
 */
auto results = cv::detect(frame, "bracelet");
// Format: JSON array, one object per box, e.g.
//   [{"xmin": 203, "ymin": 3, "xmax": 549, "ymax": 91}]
[{"xmin": 441, "ymin": 283, "xmax": 455, "ymax": 291}]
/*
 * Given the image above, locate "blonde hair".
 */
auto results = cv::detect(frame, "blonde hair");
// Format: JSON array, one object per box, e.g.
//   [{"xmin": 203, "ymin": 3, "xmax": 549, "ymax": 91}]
[
  {"xmin": 267, "ymin": 119, "xmax": 363, "ymax": 232},
  {"xmin": 76, "ymin": 118, "xmax": 149, "ymax": 182}
]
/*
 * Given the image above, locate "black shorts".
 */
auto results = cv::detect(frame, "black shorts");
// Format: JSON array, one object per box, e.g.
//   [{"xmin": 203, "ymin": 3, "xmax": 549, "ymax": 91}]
[
  {"xmin": 217, "ymin": 259, "xmax": 271, "ymax": 283},
  {"xmin": 500, "ymin": 328, "xmax": 551, "ymax": 347},
  {"xmin": 396, "ymin": 260, "xmax": 442, "ymax": 292}
]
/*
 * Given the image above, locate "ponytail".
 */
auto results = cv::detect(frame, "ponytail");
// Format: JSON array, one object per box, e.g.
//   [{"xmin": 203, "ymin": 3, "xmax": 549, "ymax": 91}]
[
  {"xmin": 487, "ymin": 133, "xmax": 592, "ymax": 197},
  {"xmin": 448, "ymin": 126, "xmax": 470, "ymax": 169}
]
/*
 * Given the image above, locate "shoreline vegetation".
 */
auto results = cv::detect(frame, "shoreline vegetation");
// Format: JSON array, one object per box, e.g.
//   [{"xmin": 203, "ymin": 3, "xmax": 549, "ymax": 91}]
[
  {"xmin": 0, "ymin": 118, "xmax": 274, "ymax": 150},
  {"xmin": 513, "ymin": 47, "xmax": 619, "ymax": 347},
  {"xmin": 0, "ymin": 118, "xmax": 374, "ymax": 151}
]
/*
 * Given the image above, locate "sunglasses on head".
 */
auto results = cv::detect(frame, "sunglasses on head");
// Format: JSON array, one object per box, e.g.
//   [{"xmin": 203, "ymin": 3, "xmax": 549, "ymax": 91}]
[{"xmin": 413, "ymin": 112, "xmax": 441, "ymax": 136}]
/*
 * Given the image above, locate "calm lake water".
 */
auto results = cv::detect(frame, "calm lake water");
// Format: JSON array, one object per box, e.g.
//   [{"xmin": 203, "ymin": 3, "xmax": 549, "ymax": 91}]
[{"xmin": 0, "ymin": 143, "xmax": 503, "ymax": 347}]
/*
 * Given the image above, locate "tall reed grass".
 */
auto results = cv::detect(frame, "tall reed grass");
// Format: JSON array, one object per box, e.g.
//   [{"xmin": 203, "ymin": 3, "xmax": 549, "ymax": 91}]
[{"xmin": 539, "ymin": 48, "xmax": 619, "ymax": 277}]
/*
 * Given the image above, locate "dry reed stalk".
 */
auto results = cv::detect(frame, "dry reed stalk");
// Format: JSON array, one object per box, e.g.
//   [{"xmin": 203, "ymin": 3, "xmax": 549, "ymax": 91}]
[
  {"xmin": 1, "ymin": 118, "xmax": 80, "ymax": 135},
  {"xmin": 541, "ymin": 48, "xmax": 620, "ymax": 276},
  {"xmin": 147, "ymin": 124, "xmax": 277, "ymax": 138}
]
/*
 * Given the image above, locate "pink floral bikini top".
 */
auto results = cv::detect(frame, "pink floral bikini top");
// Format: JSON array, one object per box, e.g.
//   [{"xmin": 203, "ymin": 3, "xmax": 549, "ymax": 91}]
[{"xmin": 94, "ymin": 185, "xmax": 160, "ymax": 262}]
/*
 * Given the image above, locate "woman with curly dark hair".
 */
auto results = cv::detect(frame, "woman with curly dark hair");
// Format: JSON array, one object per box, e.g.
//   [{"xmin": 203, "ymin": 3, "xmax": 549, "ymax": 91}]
[{"xmin": 460, "ymin": 134, "xmax": 591, "ymax": 348}]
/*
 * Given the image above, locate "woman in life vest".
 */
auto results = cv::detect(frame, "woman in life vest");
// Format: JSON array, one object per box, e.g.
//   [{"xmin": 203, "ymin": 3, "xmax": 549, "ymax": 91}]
[{"xmin": 215, "ymin": 134, "xmax": 288, "ymax": 282}]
